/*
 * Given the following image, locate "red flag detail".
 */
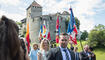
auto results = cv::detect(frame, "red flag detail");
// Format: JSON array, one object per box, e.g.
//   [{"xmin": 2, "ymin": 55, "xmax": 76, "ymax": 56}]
[
  {"xmin": 56, "ymin": 16, "xmax": 59, "ymax": 43},
  {"xmin": 47, "ymin": 32, "xmax": 51, "ymax": 40},
  {"xmin": 26, "ymin": 34, "xmax": 30, "ymax": 53}
]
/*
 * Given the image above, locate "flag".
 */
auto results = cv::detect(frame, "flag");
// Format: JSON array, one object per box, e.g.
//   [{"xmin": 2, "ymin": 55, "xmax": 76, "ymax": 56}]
[
  {"xmin": 46, "ymin": 21, "xmax": 51, "ymax": 40},
  {"xmin": 39, "ymin": 25, "xmax": 43, "ymax": 41},
  {"xmin": 43, "ymin": 20, "xmax": 47, "ymax": 38},
  {"xmin": 67, "ymin": 8, "xmax": 78, "ymax": 45},
  {"xmin": 47, "ymin": 32, "xmax": 51, "ymax": 40},
  {"xmin": 56, "ymin": 16, "xmax": 60, "ymax": 43},
  {"xmin": 26, "ymin": 23, "xmax": 30, "ymax": 53}
]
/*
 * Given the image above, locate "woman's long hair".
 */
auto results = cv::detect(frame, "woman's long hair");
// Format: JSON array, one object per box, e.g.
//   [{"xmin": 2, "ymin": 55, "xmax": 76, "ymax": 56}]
[
  {"xmin": 0, "ymin": 16, "xmax": 24, "ymax": 60},
  {"xmin": 40, "ymin": 38, "xmax": 50, "ymax": 51}
]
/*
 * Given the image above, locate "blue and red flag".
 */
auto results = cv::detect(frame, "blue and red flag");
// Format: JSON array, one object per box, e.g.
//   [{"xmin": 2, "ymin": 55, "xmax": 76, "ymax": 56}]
[{"xmin": 67, "ymin": 8, "xmax": 78, "ymax": 45}]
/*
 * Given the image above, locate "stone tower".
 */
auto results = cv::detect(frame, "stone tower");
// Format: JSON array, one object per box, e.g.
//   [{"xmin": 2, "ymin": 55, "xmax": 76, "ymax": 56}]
[
  {"xmin": 25, "ymin": 1, "xmax": 69, "ymax": 44},
  {"xmin": 26, "ymin": 1, "xmax": 42, "ymax": 43}
]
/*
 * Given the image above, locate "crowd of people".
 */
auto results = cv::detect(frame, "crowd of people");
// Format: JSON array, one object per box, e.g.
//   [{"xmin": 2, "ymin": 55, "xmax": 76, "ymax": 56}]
[{"xmin": 0, "ymin": 16, "xmax": 96, "ymax": 60}]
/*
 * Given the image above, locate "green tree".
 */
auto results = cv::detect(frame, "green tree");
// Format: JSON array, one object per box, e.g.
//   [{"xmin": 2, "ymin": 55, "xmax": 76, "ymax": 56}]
[
  {"xmin": 75, "ymin": 17, "xmax": 80, "ymax": 29},
  {"xmin": 16, "ymin": 21, "xmax": 22, "ymax": 27},
  {"xmin": 80, "ymin": 30, "xmax": 88, "ymax": 40},
  {"xmin": 88, "ymin": 24, "xmax": 105, "ymax": 48},
  {"xmin": 16, "ymin": 21, "xmax": 26, "ymax": 37}
]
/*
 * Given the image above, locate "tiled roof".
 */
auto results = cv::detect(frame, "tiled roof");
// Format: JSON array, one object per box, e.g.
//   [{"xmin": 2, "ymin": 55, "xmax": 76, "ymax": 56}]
[{"xmin": 27, "ymin": 1, "xmax": 42, "ymax": 10}]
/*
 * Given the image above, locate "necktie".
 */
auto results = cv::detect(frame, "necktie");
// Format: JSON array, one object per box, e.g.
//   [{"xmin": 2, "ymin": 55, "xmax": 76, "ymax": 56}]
[{"xmin": 63, "ymin": 49, "xmax": 69, "ymax": 60}]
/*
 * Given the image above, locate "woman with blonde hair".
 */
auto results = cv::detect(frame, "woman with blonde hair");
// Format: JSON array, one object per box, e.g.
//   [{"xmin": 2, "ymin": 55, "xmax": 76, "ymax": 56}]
[{"xmin": 37, "ymin": 38, "xmax": 50, "ymax": 60}]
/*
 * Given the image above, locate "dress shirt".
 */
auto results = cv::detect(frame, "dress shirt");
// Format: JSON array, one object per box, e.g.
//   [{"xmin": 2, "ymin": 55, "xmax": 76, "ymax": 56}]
[{"xmin": 60, "ymin": 46, "xmax": 71, "ymax": 60}]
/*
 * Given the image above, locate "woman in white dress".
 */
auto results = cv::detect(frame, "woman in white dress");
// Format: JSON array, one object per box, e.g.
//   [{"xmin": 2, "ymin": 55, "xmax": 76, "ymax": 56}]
[{"xmin": 37, "ymin": 38, "xmax": 50, "ymax": 60}]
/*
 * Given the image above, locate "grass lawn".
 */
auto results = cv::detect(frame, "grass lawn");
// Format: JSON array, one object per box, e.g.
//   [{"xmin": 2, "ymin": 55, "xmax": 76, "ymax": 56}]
[{"xmin": 94, "ymin": 48, "xmax": 105, "ymax": 60}]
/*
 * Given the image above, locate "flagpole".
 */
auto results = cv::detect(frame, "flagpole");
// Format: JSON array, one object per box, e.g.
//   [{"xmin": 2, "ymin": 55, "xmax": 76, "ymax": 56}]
[
  {"xmin": 79, "ymin": 39, "xmax": 83, "ymax": 51},
  {"xmin": 69, "ymin": 0, "xmax": 71, "ymax": 8},
  {"xmin": 78, "ymin": 30, "xmax": 84, "ymax": 51}
]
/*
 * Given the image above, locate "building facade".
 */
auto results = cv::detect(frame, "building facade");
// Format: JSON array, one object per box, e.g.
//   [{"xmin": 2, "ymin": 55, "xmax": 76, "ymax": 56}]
[{"xmin": 21, "ymin": 1, "xmax": 70, "ymax": 44}]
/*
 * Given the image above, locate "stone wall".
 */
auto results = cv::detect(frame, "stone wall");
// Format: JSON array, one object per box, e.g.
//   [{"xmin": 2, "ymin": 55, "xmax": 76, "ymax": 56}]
[
  {"xmin": 31, "ymin": 7, "xmax": 42, "ymax": 18},
  {"xmin": 29, "ymin": 17, "xmax": 41, "ymax": 43}
]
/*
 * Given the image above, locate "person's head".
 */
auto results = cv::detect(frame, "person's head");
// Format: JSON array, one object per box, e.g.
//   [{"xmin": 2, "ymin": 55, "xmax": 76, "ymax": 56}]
[
  {"xmin": 88, "ymin": 47, "xmax": 93, "ymax": 52},
  {"xmin": 33, "ymin": 43, "xmax": 38, "ymax": 50},
  {"xmin": 83, "ymin": 45, "xmax": 89, "ymax": 51},
  {"xmin": 59, "ymin": 33, "xmax": 69, "ymax": 48},
  {"xmin": 0, "ymin": 16, "xmax": 23, "ymax": 60},
  {"xmin": 40, "ymin": 38, "xmax": 50, "ymax": 51},
  {"xmin": 74, "ymin": 47, "xmax": 78, "ymax": 52}
]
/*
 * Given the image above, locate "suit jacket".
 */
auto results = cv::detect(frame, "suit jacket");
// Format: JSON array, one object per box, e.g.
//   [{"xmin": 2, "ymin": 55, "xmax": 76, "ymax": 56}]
[
  {"xmin": 47, "ymin": 47, "xmax": 75, "ymax": 60},
  {"xmin": 79, "ymin": 51, "xmax": 89, "ymax": 60},
  {"xmin": 75, "ymin": 52, "xmax": 80, "ymax": 60}
]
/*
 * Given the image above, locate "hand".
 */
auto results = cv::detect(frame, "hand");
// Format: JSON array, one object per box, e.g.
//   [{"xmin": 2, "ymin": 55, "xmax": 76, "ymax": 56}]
[
  {"xmin": 88, "ymin": 55, "xmax": 91, "ymax": 57},
  {"xmin": 92, "ymin": 54, "xmax": 95, "ymax": 57},
  {"xmin": 37, "ymin": 52, "xmax": 42, "ymax": 60},
  {"xmin": 38, "ymin": 52, "xmax": 42, "ymax": 57}
]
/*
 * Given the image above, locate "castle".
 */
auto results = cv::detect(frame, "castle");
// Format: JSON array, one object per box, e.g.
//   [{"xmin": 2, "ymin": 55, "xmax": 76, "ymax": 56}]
[{"xmin": 21, "ymin": 1, "xmax": 70, "ymax": 44}]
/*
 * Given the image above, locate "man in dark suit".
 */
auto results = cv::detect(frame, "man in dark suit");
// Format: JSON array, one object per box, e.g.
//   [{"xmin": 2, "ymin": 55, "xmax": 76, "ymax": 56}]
[
  {"xmin": 47, "ymin": 33, "xmax": 75, "ymax": 60},
  {"xmin": 79, "ymin": 45, "xmax": 91, "ymax": 60}
]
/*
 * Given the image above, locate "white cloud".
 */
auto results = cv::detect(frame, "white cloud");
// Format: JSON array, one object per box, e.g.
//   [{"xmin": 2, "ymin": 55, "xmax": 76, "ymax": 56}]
[
  {"xmin": 36, "ymin": 0, "xmax": 69, "ymax": 14},
  {"xmin": 18, "ymin": 7, "xmax": 26, "ymax": 13},
  {"xmin": 0, "ymin": 0, "xmax": 21, "ymax": 6},
  {"xmin": 0, "ymin": 10, "xmax": 25, "ymax": 22},
  {"xmin": 78, "ymin": 16, "xmax": 95, "ymax": 32},
  {"xmin": 72, "ymin": 0, "xmax": 105, "ymax": 32}
]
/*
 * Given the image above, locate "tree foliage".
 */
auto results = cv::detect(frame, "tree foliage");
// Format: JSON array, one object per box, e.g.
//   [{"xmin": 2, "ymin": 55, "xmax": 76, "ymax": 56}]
[
  {"xmin": 80, "ymin": 30, "xmax": 88, "ymax": 40},
  {"xmin": 75, "ymin": 17, "xmax": 80, "ymax": 29},
  {"xmin": 88, "ymin": 24, "xmax": 105, "ymax": 48}
]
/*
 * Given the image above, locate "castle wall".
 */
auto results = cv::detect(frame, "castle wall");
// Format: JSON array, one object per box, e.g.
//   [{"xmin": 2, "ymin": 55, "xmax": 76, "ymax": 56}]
[
  {"xmin": 27, "ymin": 8, "xmax": 31, "ymax": 18},
  {"xmin": 31, "ymin": 7, "xmax": 42, "ymax": 18},
  {"xmin": 26, "ymin": 15, "xmax": 68, "ymax": 44},
  {"xmin": 26, "ymin": 1, "xmax": 69, "ymax": 44},
  {"xmin": 29, "ymin": 17, "xmax": 41, "ymax": 43}
]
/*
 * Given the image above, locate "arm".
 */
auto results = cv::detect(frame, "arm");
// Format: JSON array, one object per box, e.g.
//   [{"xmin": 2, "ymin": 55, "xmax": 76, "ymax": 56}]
[
  {"xmin": 29, "ymin": 51, "xmax": 32, "ymax": 60},
  {"xmin": 69, "ymin": 40, "xmax": 74, "ymax": 51},
  {"xmin": 37, "ymin": 52, "xmax": 42, "ymax": 60},
  {"xmin": 25, "ymin": 50, "xmax": 30, "ymax": 60}
]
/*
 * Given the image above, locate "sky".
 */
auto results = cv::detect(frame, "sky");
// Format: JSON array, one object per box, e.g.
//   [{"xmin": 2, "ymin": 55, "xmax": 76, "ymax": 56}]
[{"xmin": 0, "ymin": 0, "xmax": 105, "ymax": 32}]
